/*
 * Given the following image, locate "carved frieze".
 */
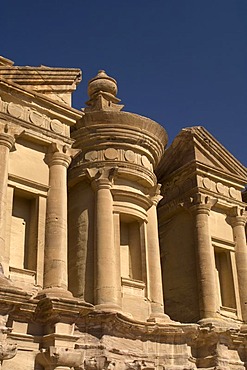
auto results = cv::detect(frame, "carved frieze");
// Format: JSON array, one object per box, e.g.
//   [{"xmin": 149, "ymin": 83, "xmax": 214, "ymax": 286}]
[
  {"xmin": 201, "ymin": 176, "xmax": 241, "ymax": 200},
  {"xmin": 0, "ymin": 96, "xmax": 67, "ymax": 135},
  {"xmin": 162, "ymin": 174, "xmax": 242, "ymax": 207},
  {"xmin": 80, "ymin": 149, "xmax": 153, "ymax": 171}
]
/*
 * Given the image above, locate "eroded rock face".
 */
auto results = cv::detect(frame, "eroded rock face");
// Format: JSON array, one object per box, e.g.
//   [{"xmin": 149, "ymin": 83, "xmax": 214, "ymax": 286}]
[{"xmin": 0, "ymin": 57, "xmax": 246, "ymax": 369}]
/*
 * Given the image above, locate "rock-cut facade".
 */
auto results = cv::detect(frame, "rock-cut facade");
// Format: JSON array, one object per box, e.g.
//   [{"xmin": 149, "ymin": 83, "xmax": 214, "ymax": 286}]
[{"xmin": 0, "ymin": 55, "xmax": 246, "ymax": 369}]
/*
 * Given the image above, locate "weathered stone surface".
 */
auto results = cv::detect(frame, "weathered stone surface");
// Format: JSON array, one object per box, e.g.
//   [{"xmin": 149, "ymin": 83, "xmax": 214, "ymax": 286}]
[{"xmin": 0, "ymin": 56, "xmax": 246, "ymax": 369}]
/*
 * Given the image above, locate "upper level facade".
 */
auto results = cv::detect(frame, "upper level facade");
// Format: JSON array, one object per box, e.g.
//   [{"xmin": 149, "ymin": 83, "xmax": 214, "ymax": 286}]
[{"xmin": 0, "ymin": 56, "xmax": 246, "ymax": 370}]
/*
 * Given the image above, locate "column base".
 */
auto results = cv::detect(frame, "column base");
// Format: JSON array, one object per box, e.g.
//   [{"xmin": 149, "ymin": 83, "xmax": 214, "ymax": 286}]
[
  {"xmin": 198, "ymin": 316, "xmax": 240, "ymax": 329},
  {"xmin": 147, "ymin": 312, "xmax": 172, "ymax": 323},
  {"xmin": 95, "ymin": 303, "xmax": 122, "ymax": 313},
  {"xmin": 36, "ymin": 287, "xmax": 73, "ymax": 300}
]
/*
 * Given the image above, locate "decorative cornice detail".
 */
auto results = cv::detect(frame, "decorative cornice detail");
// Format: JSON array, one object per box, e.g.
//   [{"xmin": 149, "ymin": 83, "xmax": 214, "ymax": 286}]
[
  {"xmin": 0, "ymin": 96, "xmax": 69, "ymax": 136},
  {"xmin": 74, "ymin": 148, "xmax": 153, "ymax": 172},
  {"xmin": 200, "ymin": 175, "xmax": 242, "ymax": 201}
]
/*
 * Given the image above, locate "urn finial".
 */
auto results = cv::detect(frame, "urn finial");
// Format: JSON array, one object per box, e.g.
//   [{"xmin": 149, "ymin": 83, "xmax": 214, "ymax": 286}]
[{"xmin": 86, "ymin": 70, "xmax": 124, "ymax": 111}]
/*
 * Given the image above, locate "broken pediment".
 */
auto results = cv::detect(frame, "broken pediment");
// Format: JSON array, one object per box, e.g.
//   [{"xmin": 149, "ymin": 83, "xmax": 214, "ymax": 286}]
[
  {"xmin": 157, "ymin": 126, "xmax": 247, "ymax": 182},
  {"xmin": 0, "ymin": 55, "xmax": 82, "ymax": 106}
]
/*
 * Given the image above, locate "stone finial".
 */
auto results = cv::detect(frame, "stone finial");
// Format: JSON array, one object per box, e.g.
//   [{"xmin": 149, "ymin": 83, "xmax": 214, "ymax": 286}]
[{"xmin": 85, "ymin": 70, "xmax": 124, "ymax": 111}]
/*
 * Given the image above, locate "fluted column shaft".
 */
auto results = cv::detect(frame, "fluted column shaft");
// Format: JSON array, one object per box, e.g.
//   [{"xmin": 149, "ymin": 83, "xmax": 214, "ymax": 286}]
[
  {"xmin": 0, "ymin": 134, "xmax": 15, "ymax": 271},
  {"xmin": 94, "ymin": 178, "xmax": 121, "ymax": 310},
  {"xmin": 192, "ymin": 202, "xmax": 218, "ymax": 319},
  {"xmin": 43, "ymin": 150, "xmax": 71, "ymax": 294},
  {"xmin": 230, "ymin": 214, "xmax": 247, "ymax": 321}
]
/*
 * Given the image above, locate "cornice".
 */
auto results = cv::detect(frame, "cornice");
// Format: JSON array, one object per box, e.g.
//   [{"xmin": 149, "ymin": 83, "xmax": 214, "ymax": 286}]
[
  {"xmin": 158, "ymin": 159, "xmax": 246, "ymax": 188},
  {"xmin": 157, "ymin": 126, "xmax": 247, "ymax": 182},
  {"xmin": 0, "ymin": 78, "xmax": 83, "ymax": 123},
  {"xmin": 0, "ymin": 65, "xmax": 81, "ymax": 86},
  {"xmin": 73, "ymin": 110, "xmax": 167, "ymax": 169}
]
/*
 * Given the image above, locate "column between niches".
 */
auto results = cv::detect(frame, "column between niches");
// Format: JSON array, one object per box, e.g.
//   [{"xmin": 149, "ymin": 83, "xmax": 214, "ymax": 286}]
[
  {"xmin": 0, "ymin": 132, "xmax": 15, "ymax": 281},
  {"xmin": 41, "ymin": 144, "xmax": 73, "ymax": 298},
  {"xmin": 146, "ymin": 193, "xmax": 170, "ymax": 322},
  {"xmin": 229, "ymin": 208, "xmax": 247, "ymax": 322},
  {"xmin": 93, "ymin": 177, "xmax": 121, "ymax": 311},
  {"xmin": 190, "ymin": 196, "xmax": 218, "ymax": 320}
]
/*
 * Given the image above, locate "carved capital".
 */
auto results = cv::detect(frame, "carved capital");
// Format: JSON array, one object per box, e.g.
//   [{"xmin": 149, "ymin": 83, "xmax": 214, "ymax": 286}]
[
  {"xmin": 0, "ymin": 133, "xmax": 15, "ymax": 150},
  {"xmin": 87, "ymin": 167, "xmax": 118, "ymax": 191},
  {"xmin": 228, "ymin": 206, "xmax": 246, "ymax": 227},
  {"xmin": 46, "ymin": 142, "xmax": 80, "ymax": 168},
  {"xmin": 149, "ymin": 184, "xmax": 162, "ymax": 206},
  {"xmin": 0, "ymin": 122, "xmax": 24, "ymax": 150},
  {"xmin": 36, "ymin": 346, "xmax": 84, "ymax": 368},
  {"xmin": 180, "ymin": 194, "xmax": 217, "ymax": 216}
]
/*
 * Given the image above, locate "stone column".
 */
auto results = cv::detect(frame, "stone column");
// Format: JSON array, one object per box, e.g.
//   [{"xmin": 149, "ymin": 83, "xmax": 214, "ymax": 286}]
[
  {"xmin": 190, "ymin": 194, "xmax": 218, "ymax": 320},
  {"xmin": 229, "ymin": 207, "xmax": 247, "ymax": 322},
  {"xmin": 41, "ymin": 144, "xmax": 76, "ymax": 298},
  {"xmin": 0, "ymin": 124, "xmax": 23, "ymax": 283},
  {"xmin": 146, "ymin": 188, "xmax": 170, "ymax": 322},
  {"xmin": 92, "ymin": 169, "xmax": 121, "ymax": 311}
]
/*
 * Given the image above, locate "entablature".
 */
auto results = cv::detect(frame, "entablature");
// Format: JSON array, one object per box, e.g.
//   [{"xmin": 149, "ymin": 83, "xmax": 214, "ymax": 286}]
[{"xmin": 0, "ymin": 79, "xmax": 83, "ymax": 140}]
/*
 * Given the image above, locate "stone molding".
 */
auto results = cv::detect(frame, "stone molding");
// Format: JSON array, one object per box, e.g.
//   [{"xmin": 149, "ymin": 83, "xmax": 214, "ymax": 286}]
[
  {"xmin": 0, "ymin": 96, "xmax": 71, "ymax": 136},
  {"xmin": 46, "ymin": 142, "xmax": 80, "ymax": 168},
  {"xmin": 2, "ymin": 289, "xmax": 247, "ymax": 370},
  {"xmin": 161, "ymin": 172, "xmax": 243, "ymax": 205},
  {"xmin": 81, "ymin": 148, "xmax": 153, "ymax": 172},
  {"xmin": 0, "ymin": 122, "xmax": 24, "ymax": 149},
  {"xmin": 228, "ymin": 206, "xmax": 246, "ymax": 227},
  {"xmin": 0, "ymin": 63, "xmax": 81, "ymax": 90}
]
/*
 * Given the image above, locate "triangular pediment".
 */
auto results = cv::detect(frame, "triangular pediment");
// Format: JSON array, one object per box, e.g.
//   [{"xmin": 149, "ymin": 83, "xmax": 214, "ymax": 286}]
[{"xmin": 157, "ymin": 126, "xmax": 247, "ymax": 182}]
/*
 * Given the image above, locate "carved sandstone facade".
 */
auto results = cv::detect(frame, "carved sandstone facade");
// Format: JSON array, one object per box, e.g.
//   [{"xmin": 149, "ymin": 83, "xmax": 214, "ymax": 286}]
[{"xmin": 0, "ymin": 56, "xmax": 246, "ymax": 369}]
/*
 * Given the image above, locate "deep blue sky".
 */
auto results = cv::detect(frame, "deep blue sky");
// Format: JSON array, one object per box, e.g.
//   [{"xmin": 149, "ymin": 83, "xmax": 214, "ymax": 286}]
[{"xmin": 1, "ymin": 1, "xmax": 247, "ymax": 166}]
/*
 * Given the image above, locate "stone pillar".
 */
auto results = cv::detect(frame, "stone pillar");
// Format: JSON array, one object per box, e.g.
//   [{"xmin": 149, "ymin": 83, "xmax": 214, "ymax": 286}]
[
  {"xmin": 190, "ymin": 194, "xmax": 218, "ymax": 320},
  {"xmin": 93, "ymin": 169, "xmax": 121, "ymax": 311},
  {"xmin": 0, "ymin": 124, "xmax": 23, "ymax": 283},
  {"xmin": 146, "ymin": 189, "xmax": 170, "ymax": 322},
  {"xmin": 41, "ymin": 144, "xmax": 76, "ymax": 298},
  {"xmin": 229, "ymin": 207, "xmax": 247, "ymax": 322}
]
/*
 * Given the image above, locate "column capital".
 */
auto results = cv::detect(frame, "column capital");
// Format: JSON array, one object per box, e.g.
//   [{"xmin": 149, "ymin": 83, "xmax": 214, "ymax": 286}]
[
  {"xmin": 0, "ymin": 122, "xmax": 24, "ymax": 150},
  {"xmin": 180, "ymin": 193, "xmax": 217, "ymax": 215},
  {"xmin": 46, "ymin": 143, "xmax": 80, "ymax": 168},
  {"xmin": 86, "ymin": 167, "xmax": 118, "ymax": 191},
  {"xmin": 228, "ymin": 206, "xmax": 246, "ymax": 227},
  {"xmin": 149, "ymin": 184, "xmax": 162, "ymax": 206},
  {"xmin": 0, "ymin": 133, "xmax": 15, "ymax": 150}
]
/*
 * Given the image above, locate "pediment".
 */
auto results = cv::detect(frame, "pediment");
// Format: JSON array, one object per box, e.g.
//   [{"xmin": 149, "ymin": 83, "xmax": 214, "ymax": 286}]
[{"xmin": 157, "ymin": 126, "xmax": 247, "ymax": 181}]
